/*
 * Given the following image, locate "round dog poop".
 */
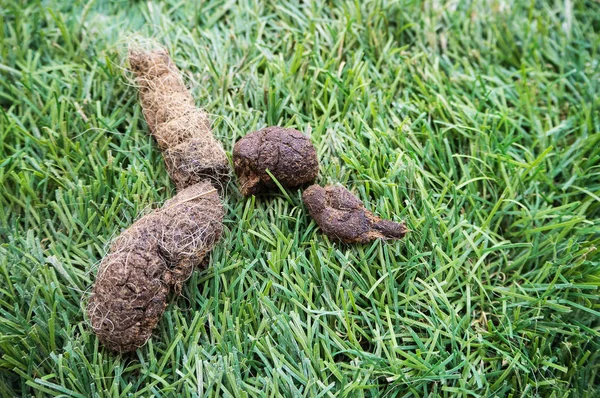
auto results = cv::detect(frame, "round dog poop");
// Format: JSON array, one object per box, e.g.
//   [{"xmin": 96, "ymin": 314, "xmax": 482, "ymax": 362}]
[
  {"xmin": 303, "ymin": 184, "xmax": 407, "ymax": 243},
  {"xmin": 233, "ymin": 127, "xmax": 319, "ymax": 196}
]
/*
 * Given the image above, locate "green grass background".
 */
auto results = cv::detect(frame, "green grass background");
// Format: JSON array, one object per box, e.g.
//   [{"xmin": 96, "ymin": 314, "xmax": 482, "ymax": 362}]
[{"xmin": 1, "ymin": 0, "xmax": 599, "ymax": 396}]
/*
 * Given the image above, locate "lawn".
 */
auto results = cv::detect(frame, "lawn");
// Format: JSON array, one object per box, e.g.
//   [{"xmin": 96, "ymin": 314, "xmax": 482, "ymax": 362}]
[{"xmin": 1, "ymin": 0, "xmax": 599, "ymax": 396}]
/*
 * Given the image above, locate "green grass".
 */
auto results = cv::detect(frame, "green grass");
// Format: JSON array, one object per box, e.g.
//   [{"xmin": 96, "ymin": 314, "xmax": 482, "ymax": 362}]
[{"xmin": 1, "ymin": 0, "xmax": 599, "ymax": 396}]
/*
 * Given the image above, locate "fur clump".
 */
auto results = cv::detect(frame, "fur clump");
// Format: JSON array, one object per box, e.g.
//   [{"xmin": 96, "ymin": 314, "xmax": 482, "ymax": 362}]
[
  {"xmin": 129, "ymin": 49, "xmax": 230, "ymax": 190},
  {"xmin": 233, "ymin": 127, "xmax": 319, "ymax": 196},
  {"xmin": 87, "ymin": 181, "xmax": 223, "ymax": 352},
  {"xmin": 303, "ymin": 184, "xmax": 407, "ymax": 243}
]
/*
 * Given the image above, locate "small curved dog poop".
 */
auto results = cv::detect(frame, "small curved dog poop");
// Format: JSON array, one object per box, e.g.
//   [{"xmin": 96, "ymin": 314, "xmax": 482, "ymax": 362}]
[{"xmin": 303, "ymin": 184, "xmax": 407, "ymax": 243}]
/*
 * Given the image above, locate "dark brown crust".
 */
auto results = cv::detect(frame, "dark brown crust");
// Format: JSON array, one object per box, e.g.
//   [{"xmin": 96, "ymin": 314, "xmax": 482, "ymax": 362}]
[
  {"xmin": 302, "ymin": 184, "xmax": 407, "ymax": 243},
  {"xmin": 87, "ymin": 181, "xmax": 223, "ymax": 352},
  {"xmin": 233, "ymin": 127, "xmax": 319, "ymax": 196}
]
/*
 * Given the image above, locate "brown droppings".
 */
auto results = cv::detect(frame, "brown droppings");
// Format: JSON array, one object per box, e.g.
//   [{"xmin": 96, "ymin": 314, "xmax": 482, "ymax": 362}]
[
  {"xmin": 233, "ymin": 127, "xmax": 319, "ymax": 196},
  {"xmin": 87, "ymin": 181, "xmax": 224, "ymax": 352},
  {"xmin": 129, "ymin": 49, "xmax": 229, "ymax": 189},
  {"xmin": 302, "ymin": 184, "xmax": 407, "ymax": 243}
]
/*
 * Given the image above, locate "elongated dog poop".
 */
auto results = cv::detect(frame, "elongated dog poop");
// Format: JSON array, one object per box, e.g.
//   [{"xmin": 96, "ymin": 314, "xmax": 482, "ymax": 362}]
[
  {"xmin": 88, "ymin": 182, "xmax": 223, "ymax": 352},
  {"xmin": 87, "ymin": 49, "xmax": 229, "ymax": 352},
  {"xmin": 129, "ymin": 49, "xmax": 230, "ymax": 189}
]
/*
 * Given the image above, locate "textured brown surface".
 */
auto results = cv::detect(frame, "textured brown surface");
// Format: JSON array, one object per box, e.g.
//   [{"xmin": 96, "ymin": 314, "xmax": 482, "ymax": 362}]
[
  {"xmin": 233, "ymin": 127, "xmax": 319, "ymax": 196},
  {"xmin": 129, "ymin": 49, "xmax": 229, "ymax": 190},
  {"xmin": 87, "ymin": 181, "xmax": 224, "ymax": 352},
  {"xmin": 303, "ymin": 184, "xmax": 407, "ymax": 243}
]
